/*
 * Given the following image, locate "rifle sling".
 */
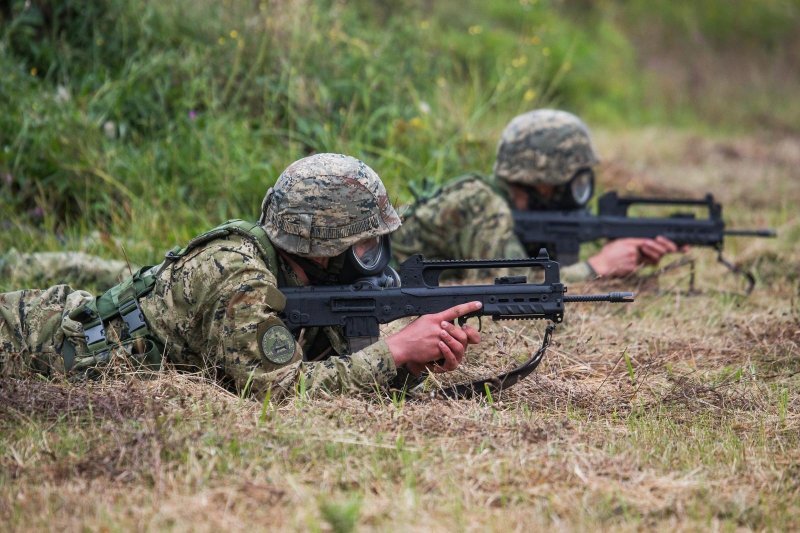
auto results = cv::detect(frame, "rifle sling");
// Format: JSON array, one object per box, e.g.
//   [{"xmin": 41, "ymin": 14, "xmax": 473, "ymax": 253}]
[
  {"xmin": 432, "ymin": 323, "xmax": 556, "ymax": 400},
  {"xmin": 716, "ymin": 250, "xmax": 756, "ymax": 295}
]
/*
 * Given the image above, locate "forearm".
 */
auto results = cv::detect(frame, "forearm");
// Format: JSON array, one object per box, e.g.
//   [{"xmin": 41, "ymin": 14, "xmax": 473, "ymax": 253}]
[
  {"xmin": 561, "ymin": 261, "xmax": 597, "ymax": 283},
  {"xmin": 241, "ymin": 339, "xmax": 398, "ymax": 401}
]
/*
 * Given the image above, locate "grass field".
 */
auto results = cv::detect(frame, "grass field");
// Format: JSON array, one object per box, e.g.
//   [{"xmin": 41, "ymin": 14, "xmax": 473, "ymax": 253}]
[
  {"xmin": 2, "ymin": 129, "xmax": 798, "ymax": 531},
  {"xmin": 2, "ymin": 1, "xmax": 800, "ymax": 530}
]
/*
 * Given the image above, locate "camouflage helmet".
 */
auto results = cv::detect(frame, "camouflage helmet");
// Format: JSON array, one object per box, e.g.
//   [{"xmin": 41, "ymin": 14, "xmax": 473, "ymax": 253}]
[
  {"xmin": 259, "ymin": 153, "xmax": 401, "ymax": 257},
  {"xmin": 493, "ymin": 109, "xmax": 599, "ymax": 186}
]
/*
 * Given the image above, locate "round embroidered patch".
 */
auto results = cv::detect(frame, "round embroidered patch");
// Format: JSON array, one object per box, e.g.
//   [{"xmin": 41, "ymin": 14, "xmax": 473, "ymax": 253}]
[{"xmin": 260, "ymin": 325, "xmax": 296, "ymax": 365}]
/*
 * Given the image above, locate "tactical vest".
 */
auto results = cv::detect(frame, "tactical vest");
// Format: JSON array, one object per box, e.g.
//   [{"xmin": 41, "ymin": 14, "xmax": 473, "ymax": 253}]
[{"xmin": 66, "ymin": 220, "xmax": 279, "ymax": 371}]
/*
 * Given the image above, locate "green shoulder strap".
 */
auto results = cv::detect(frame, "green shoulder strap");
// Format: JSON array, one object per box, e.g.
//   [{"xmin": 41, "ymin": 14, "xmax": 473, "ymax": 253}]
[
  {"xmin": 70, "ymin": 219, "xmax": 280, "ymax": 364},
  {"xmin": 162, "ymin": 219, "xmax": 279, "ymax": 277}
]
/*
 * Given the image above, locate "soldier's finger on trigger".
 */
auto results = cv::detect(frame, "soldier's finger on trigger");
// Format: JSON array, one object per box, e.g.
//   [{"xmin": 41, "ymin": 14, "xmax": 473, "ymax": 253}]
[
  {"xmin": 656, "ymin": 236, "xmax": 678, "ymax": 252},
  {"xmin": 641, "ymin": 241, "xmax": 666, "ymax": 260}
]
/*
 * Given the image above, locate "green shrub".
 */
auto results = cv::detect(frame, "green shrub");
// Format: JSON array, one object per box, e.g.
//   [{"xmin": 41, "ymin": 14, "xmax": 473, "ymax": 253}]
[{"xmin": 0, "ymin": 0, "xmax": 797, "ymax": 244}]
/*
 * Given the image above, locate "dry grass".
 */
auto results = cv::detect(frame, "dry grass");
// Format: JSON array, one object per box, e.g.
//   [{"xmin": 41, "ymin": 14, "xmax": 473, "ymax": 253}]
[{"xmin": 2, "ymin": 129, "xmax": 800, "ymax": 531}]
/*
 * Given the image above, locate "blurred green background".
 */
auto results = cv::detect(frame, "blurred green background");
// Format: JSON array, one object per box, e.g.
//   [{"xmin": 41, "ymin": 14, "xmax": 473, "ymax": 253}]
[{"xmin": 1, "ymin": 0, "xmax": 798, "ymax": 263}]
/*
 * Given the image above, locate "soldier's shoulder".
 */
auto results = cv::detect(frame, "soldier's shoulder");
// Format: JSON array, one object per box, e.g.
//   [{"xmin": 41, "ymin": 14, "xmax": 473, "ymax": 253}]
[
  {"xmin": 167, "ymin": 234, "xmax": 275, "ymax": 283},
  {"xmin": 438, "ymin": 173, "xmax": 503, "ymax": 201}
]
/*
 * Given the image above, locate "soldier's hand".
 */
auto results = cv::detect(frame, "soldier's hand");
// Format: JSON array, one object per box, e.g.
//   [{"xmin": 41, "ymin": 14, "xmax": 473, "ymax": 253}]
[
  {"xmin": 386, "ymin": 301, "xmax": 482, "ymax": 375},
  {"xmin": 589, "ymin": 237, "xmax": 683, "ymax": 277},
  {"xmin": 638, "ymin": 236, "xmax": 679, "ymax": 265}
]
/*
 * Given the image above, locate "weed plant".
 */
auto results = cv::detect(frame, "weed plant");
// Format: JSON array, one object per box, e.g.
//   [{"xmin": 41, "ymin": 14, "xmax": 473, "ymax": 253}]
[{"xmin": 2, "ymin": 0, "xmax": 798, "ymax": 269}]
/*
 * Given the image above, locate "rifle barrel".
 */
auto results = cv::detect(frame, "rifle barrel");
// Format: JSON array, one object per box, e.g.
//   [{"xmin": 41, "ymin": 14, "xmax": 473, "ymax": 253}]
[
  {"xmin": 724, "ymin": 229, "xmax": 777, "ymax": 238},
  {"xmin": 563, "ymin": 292, "xmax": 635, "ymax": 303}
]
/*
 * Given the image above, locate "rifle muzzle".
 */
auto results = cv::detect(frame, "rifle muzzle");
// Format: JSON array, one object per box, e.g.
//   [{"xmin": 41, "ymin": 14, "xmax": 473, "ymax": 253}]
[
  {"xmin": 724, "ymin": 229, "xmax": 777, "ymax": 238},
  {"xmin": 563, "ymin": 292, "xmax": 635, "ymax": 303}
]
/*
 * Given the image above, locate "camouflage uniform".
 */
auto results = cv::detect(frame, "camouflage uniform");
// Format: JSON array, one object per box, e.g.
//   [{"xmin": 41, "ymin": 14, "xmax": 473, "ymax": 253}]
[
  {"xmin": 393, "ymin": 109, "xmax": 598, "ymax": 283},
  {"xmin": 0, "ymin": 154, "xmax": 401, "ymax": 400},
  {"xmin": 0, "ymin": 249, "xmax": 137, "ymax": 290}
]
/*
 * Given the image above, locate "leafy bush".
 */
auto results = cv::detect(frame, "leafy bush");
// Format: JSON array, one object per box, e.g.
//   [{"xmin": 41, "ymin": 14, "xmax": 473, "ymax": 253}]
[{"xmin": 0, "ymin": 0, "xmax": 797, "ymax": 246}]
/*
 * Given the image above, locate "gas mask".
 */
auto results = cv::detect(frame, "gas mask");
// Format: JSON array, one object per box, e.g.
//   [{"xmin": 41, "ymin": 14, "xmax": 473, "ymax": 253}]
[
  {"xmin": 339, "ymin": 234, "xmax": 394, "ymax": 284},
  {"xmin": 527, "ymin": 169, "xmax": 595, "ymax": 211},
  {"xmin": 290, "ymin": 235, "xmax": 395, "ymax": 286}
]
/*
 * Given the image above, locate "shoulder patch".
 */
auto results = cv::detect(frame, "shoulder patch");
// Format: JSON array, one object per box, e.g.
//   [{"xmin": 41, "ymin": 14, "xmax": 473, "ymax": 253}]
[{"xmin": 258, "ymin": 322, "xmax": 296, "ymax": 365}]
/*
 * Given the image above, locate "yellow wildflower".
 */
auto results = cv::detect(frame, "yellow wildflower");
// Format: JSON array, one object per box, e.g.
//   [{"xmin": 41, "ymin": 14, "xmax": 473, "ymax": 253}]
[
  {"xmin": 468, "ymin": 25, "xmax": 483, "ymax": 35},
  {"xmin": 524, "ymin": 89, "xmax": 537, "ymax": 102}
]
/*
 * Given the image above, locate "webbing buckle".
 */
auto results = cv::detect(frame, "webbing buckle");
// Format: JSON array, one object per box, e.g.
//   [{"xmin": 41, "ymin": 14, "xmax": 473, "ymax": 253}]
[
  {"xmin": 83, "ymin": 320, "xmax": 110, "ymax": 358},
  {"xmin": 120, "ymin": 298, "xmax": 147, "ymax": 335},
  {"xmin": 83, "ymin": 322, "xmax": 107, "ymax": 347}
]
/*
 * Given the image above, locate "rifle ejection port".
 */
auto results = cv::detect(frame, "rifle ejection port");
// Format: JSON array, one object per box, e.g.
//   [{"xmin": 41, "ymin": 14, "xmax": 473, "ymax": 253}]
[{"xmin": 496, "ymin": 275, "xmax": 527, "ymax": 284}]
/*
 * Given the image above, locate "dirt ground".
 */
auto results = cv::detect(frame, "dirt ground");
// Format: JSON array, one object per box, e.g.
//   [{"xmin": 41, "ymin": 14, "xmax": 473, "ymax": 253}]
[{"xmin": 2, "ymin": 129, "xmax": 799, "ymax": 531}]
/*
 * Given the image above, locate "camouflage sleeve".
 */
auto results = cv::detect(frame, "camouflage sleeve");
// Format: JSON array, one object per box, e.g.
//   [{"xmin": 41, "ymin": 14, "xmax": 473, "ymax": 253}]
[
  {"xmin": 393, "ymin": 178, "xmax": 526, "ymax": 279},
  {"xmin": 206, "ymin": 273, "xmax": 398, "ymax": 401},
  {"xmin": 255, "ymin": 339, "xmax": 397, "ymax": 401},
  {"xmin": 0, "ymin": 249, "xmax": 136, "ymax": 290},
  {"xmin": 561, "ymin": 261, "xmax": 597, "ymax": 283}
]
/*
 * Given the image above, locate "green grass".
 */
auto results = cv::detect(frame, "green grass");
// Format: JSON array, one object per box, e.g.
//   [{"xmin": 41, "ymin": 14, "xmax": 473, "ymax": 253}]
[
  {"xmin": 2, "ymin": 0, "xmax": 799, "ymax": 251},
  {"xmin": 2, "ymin": 1, "xmax": 800, "ymax": 529}
]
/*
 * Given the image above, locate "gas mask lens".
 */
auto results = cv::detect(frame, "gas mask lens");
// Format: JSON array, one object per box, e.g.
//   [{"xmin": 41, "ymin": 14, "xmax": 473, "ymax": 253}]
[
  {"xmin": 350, "ymin": 236, "xmax": 384, "ymax": 272},
  {"xmin": 568, "ymin": 169, "xmax": 594, "ymax": 207}
]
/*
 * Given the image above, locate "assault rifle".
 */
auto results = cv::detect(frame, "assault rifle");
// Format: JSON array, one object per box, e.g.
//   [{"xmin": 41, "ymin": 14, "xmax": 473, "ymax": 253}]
[
  {"xmin": 280, "ymin": 250, "xmax": 633, "ymax": 398},
  {"xmin": 512, "ymin": 192, "xmax": 776, "ymax": 292}
]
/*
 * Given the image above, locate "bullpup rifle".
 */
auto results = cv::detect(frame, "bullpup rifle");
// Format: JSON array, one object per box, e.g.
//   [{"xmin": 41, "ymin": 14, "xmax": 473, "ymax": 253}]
[
  {"xmin": 512, "ymin": 192, "xmax": 776, "ymax": 292},
  {"xmin": 280, "ymin": 250, "xmax": 633, "ymax": 398}
]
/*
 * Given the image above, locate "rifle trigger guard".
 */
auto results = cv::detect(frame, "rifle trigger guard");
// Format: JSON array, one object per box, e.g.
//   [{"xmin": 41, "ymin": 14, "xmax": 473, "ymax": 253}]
[{"xmin": 456, "ymin": 315, "xmax": 483, "ymax": 332}]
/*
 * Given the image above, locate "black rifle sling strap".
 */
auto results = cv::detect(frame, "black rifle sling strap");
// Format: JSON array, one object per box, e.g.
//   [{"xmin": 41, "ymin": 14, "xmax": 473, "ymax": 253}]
[
  {"xmin": 432, "ymin": 323, "xmax": 556, "ymax": 400},
  {"xmin": 716, "ymin": 250, "xmax": 756, "ymax": 295}
]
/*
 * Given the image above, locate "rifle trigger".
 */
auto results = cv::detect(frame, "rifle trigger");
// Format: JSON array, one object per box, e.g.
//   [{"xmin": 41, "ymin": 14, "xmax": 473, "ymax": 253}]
[{"xmin": 456, "ymin": 316, "xmax": 482, "ymax": 331}]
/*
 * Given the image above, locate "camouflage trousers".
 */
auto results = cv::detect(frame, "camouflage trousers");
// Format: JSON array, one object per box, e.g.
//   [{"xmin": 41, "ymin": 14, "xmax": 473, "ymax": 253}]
[
  {"xmin": 0, "ymin": 285, "xmax": 133, "ymax": 378},
  {"xmin": 0, "ymin": 250, "xmax": 137, "ymax": 290},
  {"xmin": 0, "ymin": 285, "xmax": 89, "ymax": 377}
]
